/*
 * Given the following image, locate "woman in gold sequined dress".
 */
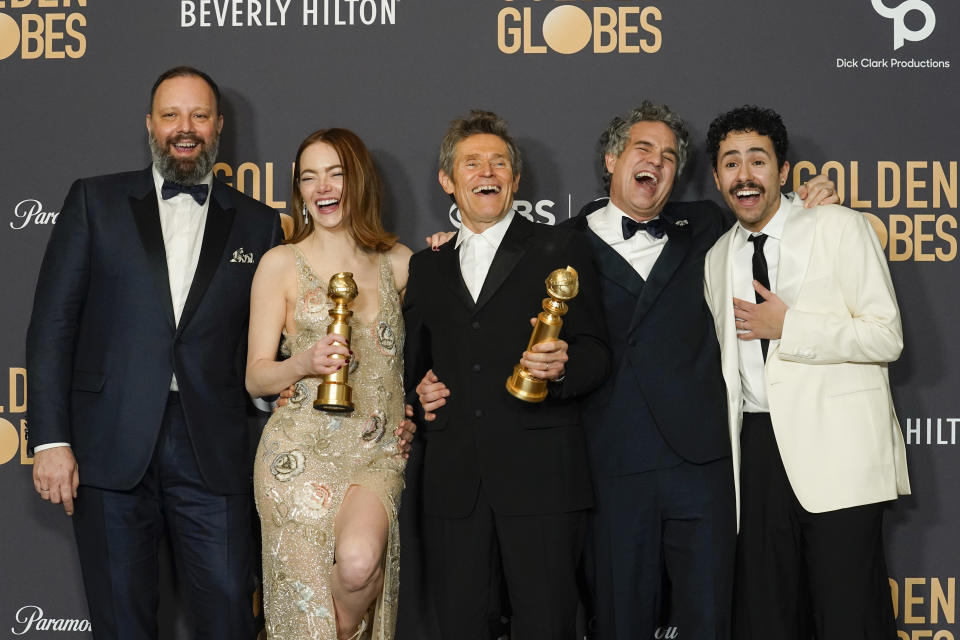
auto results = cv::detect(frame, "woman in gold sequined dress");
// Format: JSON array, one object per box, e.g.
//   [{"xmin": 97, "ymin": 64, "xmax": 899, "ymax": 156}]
[{"xmin": 246, "ymin": 129, "xmax": 412, "ymax": 640}]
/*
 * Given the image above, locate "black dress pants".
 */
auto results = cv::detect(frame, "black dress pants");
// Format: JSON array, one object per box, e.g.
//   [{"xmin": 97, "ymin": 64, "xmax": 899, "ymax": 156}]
[
  {"xmin": 734, "ymin": 412, "xmax": 897, "ymax": 640},
  {"xmin": 72, "ymin": 393, "xmax": 257, "ymax": 640},
  {"xmin": 426, "ymin": 485, "xmax": 586, "ymax": 640},
  {"xmin": 587, "ymin": 457, "xmax": 736, "ymax": 640}
]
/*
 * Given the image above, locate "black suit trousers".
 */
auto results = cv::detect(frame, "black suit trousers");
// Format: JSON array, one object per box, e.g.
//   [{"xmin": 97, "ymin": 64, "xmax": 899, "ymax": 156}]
[
  {"xmin": 587, "ymin": 458, "xmax": 735, "ymax": 640},
  {"xmin": 72, "ymin": 393, "xmax": 257, "ymax": 640},
  {"xmin": 734, "ymin": 412, "xmax": 897, "ymax": 640},
  {"xmin": 426, "ymin": 486, "xmax": 586, "ymax": 640}
]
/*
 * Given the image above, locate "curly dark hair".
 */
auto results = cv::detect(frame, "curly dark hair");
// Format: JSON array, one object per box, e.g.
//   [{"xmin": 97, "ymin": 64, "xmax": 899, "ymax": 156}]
[{"xmin": 706, "ymin": 105, "xmax": 789, "ymax": 169}]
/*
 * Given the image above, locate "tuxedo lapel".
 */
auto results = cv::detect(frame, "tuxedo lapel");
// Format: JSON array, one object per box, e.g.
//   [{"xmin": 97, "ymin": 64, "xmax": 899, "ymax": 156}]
[
  {"xmin": 439, "ymin": 240, "xmax": 476, "ymax": 312},
  {"xmin": 776, "ymin": 201, "xmax": 816, "ymax": 309},
  {"xmin": 586, "ymin": 228, "xmax": 645, "ymax": 298},
  {"xmin": 629, "ymin": 217, "xmax": 691, "ymax": 332},
  {"xmin": 718, "ymin": 231, "xmax": 738, "ymax": 347},
  {"xmin": 567, "ymin": 202, "xmax": 644, "ymax": 298},
  {"xmin": 129, "ymin": 170, "xmax": 175, "ymax": 330},
  {"xmin": 176, "ymin": 183, "xmax": 236, "ymax": 338},
  {"xmin": 473, "ymin": 215, "xmax": 533, "ymax": 313}
]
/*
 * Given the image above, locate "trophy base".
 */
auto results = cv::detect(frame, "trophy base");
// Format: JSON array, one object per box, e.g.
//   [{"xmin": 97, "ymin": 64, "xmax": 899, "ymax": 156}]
[
  {"xmin": 314, "ymin": 382, "xmax": 354, "ymax": 413},
  {"xmin": 506, "ymin": 364, "xmax": 548, "ymax": 403}
]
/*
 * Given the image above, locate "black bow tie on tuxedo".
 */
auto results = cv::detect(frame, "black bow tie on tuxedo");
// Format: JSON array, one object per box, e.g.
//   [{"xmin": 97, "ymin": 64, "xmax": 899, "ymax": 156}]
[
  {"xmin": 161, "ymin": 181, "xmax": 209, "ymax": 206},
  {"xmin": 621, "ymin": 216, "xmax": 667, "ymax": 240}
]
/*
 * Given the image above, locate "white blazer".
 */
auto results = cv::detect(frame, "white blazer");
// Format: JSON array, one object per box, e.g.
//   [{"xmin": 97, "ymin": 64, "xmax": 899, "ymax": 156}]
[{"xmin": 704, "ymin": 199, "xmax": 910, "ymax": 514}]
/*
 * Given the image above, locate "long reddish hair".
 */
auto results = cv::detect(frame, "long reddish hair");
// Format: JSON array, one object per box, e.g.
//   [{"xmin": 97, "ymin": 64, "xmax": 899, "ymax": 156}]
[{"xmin": 287, "ymin": 128, "xmax": 397, "ymax": 251}]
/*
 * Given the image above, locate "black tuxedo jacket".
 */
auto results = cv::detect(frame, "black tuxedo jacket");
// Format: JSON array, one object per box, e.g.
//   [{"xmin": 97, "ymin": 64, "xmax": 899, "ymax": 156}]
[
  {"xmin": 403, "ymin": 215, "xmax": 610, "ymax": 518},
  {"xmin": 26, "ymin": 167, "xmax": 283, "ymax": 494},
  {"xmin": 566, "ymin": 198, "xmax": 733, "ymax": 475}
]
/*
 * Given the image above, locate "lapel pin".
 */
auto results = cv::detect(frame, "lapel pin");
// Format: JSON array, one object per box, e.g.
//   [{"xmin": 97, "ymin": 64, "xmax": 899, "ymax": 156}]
[{"xmin": 230, "ymin": 248, "xmax": 254, "ymax": 263}]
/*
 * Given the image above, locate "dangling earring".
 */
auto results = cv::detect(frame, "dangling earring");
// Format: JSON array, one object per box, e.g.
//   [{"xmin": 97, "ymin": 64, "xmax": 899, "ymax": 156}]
[{"xmin": 302, "ymin": 202, "xmax": 309, "ymax": 222}]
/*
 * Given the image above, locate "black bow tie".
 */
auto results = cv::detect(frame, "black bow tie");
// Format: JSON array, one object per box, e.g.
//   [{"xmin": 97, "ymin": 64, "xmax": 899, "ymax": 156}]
[
  {"xmin": 621, "ymin": 216, "xmax": 667, "ymax": 240},
  {"xmin": 161, "ymin": 181, "xmax": 209, "ymax": 205}
]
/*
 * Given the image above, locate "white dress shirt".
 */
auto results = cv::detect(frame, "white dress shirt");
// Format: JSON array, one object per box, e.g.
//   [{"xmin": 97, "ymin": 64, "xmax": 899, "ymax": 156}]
[
  {"xmin": 35, "ymin": 167, "xmax": 213, "ymax": 453},
  {"xmin": 734, "ymin": 194, "xmax": 789, "ymax": 413},
  {"xmin": 153, "ymin": 166, "xmax": 213, "ymax": 390},
  {"xmin": 456, "ymin": 210, "xmax": 515, "ymax": 301},
  {"xmin": 586, "ymin": 201, "xmax": 668, "ymax": 280}
]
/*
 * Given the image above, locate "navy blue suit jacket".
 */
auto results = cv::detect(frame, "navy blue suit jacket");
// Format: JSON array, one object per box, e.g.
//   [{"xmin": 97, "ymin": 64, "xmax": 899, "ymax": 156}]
[
  {"xmin": 26, "ymin": 167, "xmax": 283, "ymax": 494},
  {"xmin": 567, "ymin": 198, "xmax": 732, "ymax": 476}
]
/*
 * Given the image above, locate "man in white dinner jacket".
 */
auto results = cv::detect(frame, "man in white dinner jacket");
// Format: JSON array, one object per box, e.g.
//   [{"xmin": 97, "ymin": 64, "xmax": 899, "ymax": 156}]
[{"xmin": 702, "ymin": 105, "xmax": 910, "ymax": 640}]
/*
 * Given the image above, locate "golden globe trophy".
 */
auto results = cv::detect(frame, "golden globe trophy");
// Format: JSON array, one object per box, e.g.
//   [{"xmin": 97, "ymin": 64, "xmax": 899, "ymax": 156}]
[
  {"xmin": 314, "ymin": 272, "xmax": 358, "ymax": 412},
  {"xmin": 506, "ymin": 266, "xmax": 579, "ymax": 403}
]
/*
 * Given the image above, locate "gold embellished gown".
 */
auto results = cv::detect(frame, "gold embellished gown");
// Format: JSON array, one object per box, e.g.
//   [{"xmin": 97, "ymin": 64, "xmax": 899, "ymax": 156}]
[{"xmin": 254, "ymin": 246, "xmax": 406, "ymax": 639}]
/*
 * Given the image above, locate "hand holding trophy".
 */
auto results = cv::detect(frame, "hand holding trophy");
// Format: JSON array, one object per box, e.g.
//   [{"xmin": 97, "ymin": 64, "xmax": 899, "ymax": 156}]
[
  {"xmin": 314, "ymin": 272, "xmax": 358, "ymax": 412},
  {"xmin": 506, "ymin": 266, "xmax": 579, "ymax": 403}
]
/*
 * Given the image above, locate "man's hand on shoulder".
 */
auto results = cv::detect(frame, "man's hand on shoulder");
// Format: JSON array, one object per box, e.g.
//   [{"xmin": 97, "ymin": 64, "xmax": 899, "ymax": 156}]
[
  {"xmin": 33, "ymin": 447, "xmax": 79, "ymax": 516},
  {"xmin": 796, "ymin": 174, "xmax": 840, "ymax": 208},
  {"xmin": 425, "ymin": 231, "xmax": 456, "ymax": 251}
]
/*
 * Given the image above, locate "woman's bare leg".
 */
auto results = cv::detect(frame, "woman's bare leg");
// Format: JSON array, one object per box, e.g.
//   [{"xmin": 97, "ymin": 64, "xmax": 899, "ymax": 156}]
[{"xmin": 331, "ymin": 484, "xmax": 388, "ymax": 639}]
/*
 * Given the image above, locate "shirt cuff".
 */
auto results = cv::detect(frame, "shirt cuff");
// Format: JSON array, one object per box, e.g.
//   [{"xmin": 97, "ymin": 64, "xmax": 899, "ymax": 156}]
[{"xmin": 33, "ymin": 442, "xmax": 71, "ymax": 452}]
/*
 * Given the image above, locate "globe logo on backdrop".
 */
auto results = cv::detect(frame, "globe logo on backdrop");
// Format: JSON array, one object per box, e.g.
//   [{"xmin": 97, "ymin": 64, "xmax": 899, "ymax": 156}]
[
  {"xmin": 0, "ymin": 3, "xmax": 87, "ymax": 60},
  {"xmin": 497, "ymin": 0, "xmax": 663, "ymax": 55},
  {"xmin": 871, "ymin": 0, "xmax": 936, "ymax": 50},
  {"xmin": 0, "ymin": 12, "xmax": 20, "ymax": 60},
  {"xmin": 0, "ymin": 418, "xmax": 19, "ymax": 465},
  {"xmin": 541, "ymin": 6, "xmax": 593, "ymax": 55}
]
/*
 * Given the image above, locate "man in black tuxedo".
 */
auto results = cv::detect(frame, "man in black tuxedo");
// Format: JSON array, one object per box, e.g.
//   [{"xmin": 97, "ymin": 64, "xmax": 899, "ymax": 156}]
[
  {"xmin": 403, "ymin": 110, "xmax": 610, "ymax": 639},
  {"xmin": 26, "ymin": 66, "xmax": 283, "ymax": 639},
  {"xmin": 566, "ymin": 103, "xmax": 836, "ymax": 639},
  {"xmin": 570, "ymin": 102, "xmax": 735, "ymax": 640}
]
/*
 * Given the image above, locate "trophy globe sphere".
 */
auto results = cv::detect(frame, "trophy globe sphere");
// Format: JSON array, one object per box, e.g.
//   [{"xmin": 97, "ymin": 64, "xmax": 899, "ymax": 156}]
[
  {"xmin": 328, "ymin": 272, "xmax": 359, "ymax": 304},
  {"xmin": 545, "ymin": 266, "xmax": 579, "ymax": 301}
]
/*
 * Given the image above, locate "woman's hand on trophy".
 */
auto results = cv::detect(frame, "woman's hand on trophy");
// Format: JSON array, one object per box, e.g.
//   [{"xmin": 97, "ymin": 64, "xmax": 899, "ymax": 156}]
[
  {"xmin": 416, "ymin": 369, "xmax": 449, "ymax": 420},
  {"xmin": 299, "ymin": 333, "xmax": 352, "ymax": 376},
  {"xmin": 521, "ymin": 318, "xmax": 568, "ymax": 380}
]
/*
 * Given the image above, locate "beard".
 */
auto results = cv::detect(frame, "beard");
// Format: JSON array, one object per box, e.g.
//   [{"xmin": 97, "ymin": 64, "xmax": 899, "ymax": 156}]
[{"xmin": 149, "ymin": 130, "xmax": 220, "ymax": 185}]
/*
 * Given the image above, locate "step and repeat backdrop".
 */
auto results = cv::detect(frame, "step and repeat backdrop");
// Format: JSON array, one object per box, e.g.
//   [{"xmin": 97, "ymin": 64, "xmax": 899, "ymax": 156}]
[{"xmin": 1, "ymin": 0, "xmax": 958, "ymax": 638}]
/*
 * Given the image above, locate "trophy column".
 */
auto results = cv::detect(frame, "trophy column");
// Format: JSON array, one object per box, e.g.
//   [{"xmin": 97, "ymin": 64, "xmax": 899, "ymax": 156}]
[
  {"xmin": 314, "ymin": 272, "xmax": 358, "ymax": 412},
  {"xmin": 506, "ymin": 266, "xmax": 580, "ymax": 403}
]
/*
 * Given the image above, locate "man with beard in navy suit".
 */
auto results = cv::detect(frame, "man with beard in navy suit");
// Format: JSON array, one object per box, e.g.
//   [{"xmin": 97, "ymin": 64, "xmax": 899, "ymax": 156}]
[{"xmin": 26, "ymin": 66, "xmax": 283, "ymax": 640}]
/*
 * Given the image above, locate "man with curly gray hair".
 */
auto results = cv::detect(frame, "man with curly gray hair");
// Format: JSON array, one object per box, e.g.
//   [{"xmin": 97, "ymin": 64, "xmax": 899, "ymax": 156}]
[
  {"xmin": 598, "ymin": 101, "xmax": 691, "ymax": 190},
  {"xmin": 567, "ymin": 102, "xmax": 837, "ymax": 639}
]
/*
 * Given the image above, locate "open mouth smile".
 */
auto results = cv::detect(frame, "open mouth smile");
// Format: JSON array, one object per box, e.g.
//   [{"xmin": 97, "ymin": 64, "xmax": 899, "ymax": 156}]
[
  {"xmin": 169, "ymin": 136, "xmax": 202, "ymax": 156},
  {"xmin": 733, "ymin": 184, "xmax": 763, "ymax": 207},
  {"xmin": 472, "ymin": 184, "xmax": 502, "ymax": 195},
  {"xmin": 314, "ymin": 198, "xmax": 340, "ymax": 214}
]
